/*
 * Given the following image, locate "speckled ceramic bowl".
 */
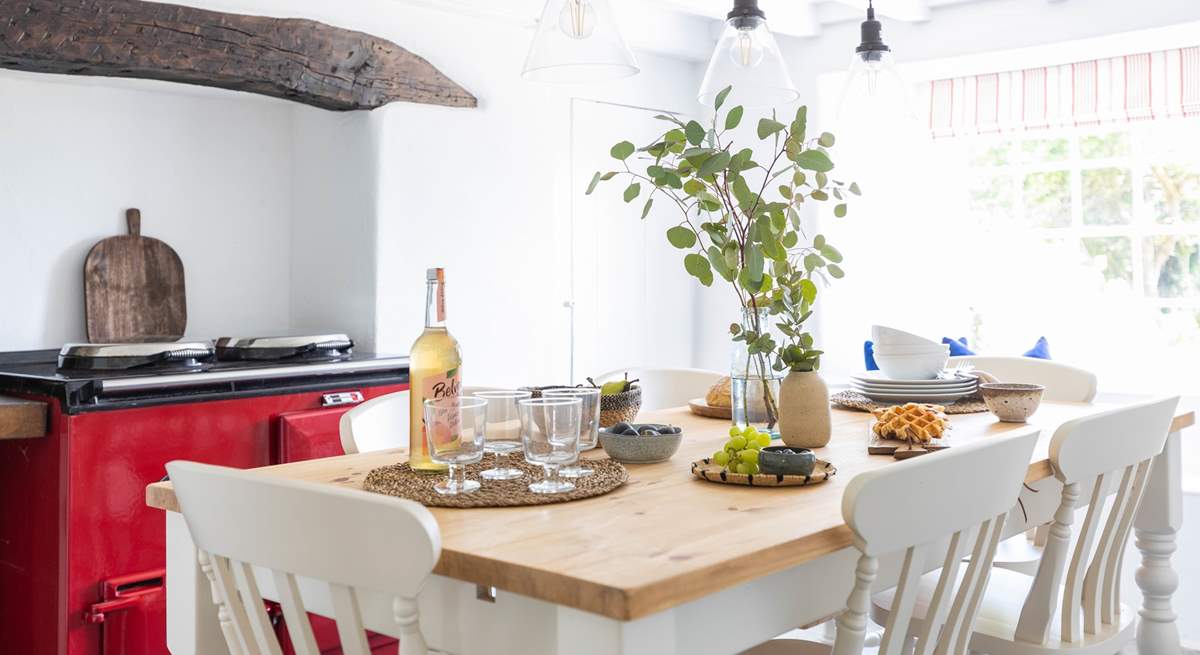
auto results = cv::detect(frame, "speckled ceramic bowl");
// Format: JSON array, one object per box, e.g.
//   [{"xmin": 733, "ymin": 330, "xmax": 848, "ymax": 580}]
[
  {"xmin": 758, "ymin": 446, "xmax": 816, "ymax": 476},
  {"xmin": 598, "ymin": 429, "xmax": 682, "ymax": 464},
  {"xmin": 980, "ymin": 383, "xmax": 1045, "ymax": 422}
]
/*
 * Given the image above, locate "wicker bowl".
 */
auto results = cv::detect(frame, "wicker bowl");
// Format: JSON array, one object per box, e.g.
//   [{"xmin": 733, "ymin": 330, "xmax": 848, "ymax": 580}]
[
  {"xmin": 519, "ymin": 385, "xmax": 642, "ymax": 428},
  {"xmin": 599, "ymin": 386, "xmax": 641, "ymax": 428}
]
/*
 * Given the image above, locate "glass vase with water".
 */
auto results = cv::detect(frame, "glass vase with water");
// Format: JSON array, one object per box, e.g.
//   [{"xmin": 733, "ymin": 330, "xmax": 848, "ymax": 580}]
[{"xmin": 730, "ymin": 307, "xmax": 784, "ymax": 433}]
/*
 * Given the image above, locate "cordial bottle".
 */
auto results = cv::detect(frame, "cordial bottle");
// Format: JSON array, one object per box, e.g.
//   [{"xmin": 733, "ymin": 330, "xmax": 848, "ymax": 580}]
[{"xmin": 408, "ymin": 268, "xmax": 462, "ymax": 471}]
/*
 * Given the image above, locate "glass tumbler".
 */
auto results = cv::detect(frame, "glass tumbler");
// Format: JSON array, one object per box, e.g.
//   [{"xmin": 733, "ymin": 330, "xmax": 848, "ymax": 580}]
[
  {"xmin": 473, "ymin": 390, "xmax": 532, "ymax": 480},
  {"xmin": 423, "ymin": 396, "xmax": 487, "ymax": 495},
  {"xmin": 518, "ymin": 397, "xmax": 581, "ymax": 494},
  {"xmin": 544, "ymin": 387, "xmax": 600, "ymax": 478}
]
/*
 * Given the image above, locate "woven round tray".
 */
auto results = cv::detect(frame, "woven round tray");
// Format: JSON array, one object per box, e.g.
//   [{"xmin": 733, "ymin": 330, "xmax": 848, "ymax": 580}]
[
  {"xmin": 831, "ymin": 389, "xmax": 988, "ymax": 414},
  {"xmin": 362, "ymin": 457, "xmax": 628, "ymax": 508},
  {"xmin": 691, "ymin": 458, "xmax": 836, "ymax": 487}
]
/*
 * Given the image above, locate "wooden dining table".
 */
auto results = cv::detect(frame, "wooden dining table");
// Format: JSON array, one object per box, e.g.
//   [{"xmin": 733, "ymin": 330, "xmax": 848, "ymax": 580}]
[{"xmin": 146, "ymin": 399, "xmax": 1194, "ymax": 655}]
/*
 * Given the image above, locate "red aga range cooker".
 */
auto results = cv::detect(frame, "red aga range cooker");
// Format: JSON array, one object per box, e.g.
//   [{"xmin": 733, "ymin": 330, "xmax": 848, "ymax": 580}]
[{"xmin": 0, "ymin": 334, "xmax": 409, "ymax": 655}]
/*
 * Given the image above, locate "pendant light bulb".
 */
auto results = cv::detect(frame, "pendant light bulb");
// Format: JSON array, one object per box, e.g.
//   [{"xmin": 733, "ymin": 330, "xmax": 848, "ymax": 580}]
[
  {"xmin": 698, "ymin": 0, "xmax": 798, "ymax": 107},
  {"xmin": 857, "ymin": 51, "xmax": 894, "ymax": 96},
  {"xmin": 837, "ymin": 0, "xmax": 913, "ymax": 121},
  {"xmin": 558, "ymin": 0, "xmax": 597, "ymax": 39},
  {"xmin": 730, "ymin": 17, "xmax": 766, "ymax": 68},
  {"xmin": 522, "ymin": 0, "xmax": 639, "ymax": 83}
]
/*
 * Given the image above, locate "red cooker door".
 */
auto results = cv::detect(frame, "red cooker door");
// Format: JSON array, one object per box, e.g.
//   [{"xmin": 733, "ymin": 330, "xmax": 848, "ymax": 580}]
[
  {"xmin": 84, "ymin": 570, "xmax": 166, "ymax": 655},
  {"xmin": 274, "ymin": 405, "xmax": 358, "ymax": 464}
]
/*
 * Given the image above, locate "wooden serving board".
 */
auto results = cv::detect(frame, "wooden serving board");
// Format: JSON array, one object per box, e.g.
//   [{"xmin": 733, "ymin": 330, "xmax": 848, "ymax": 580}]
[
  {"xmin": 85, "ymin": 209, "xmax": 186, "ymax": 343},
  {"xmin": 688, "ymin": 397, "xmax": 731, "ymax": 419}
]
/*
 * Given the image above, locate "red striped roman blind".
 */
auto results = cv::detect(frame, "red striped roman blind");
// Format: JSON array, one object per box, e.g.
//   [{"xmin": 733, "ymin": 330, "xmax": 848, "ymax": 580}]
[{"xmin": 922, "ymin": 46, "xmax": 1200, "ymax": 138}]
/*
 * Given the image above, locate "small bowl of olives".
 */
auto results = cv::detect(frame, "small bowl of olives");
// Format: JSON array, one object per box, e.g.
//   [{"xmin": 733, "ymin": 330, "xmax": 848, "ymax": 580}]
[
  {"xmin": 598, "ymin": 422, "xmax": 683, "ymax": 464},
  {"xmin": 758, "ymin": 446, "xmax": 816, "ymax": 476}
]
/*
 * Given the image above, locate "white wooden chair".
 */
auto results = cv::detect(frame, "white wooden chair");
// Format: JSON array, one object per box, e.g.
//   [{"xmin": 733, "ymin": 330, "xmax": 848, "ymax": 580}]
[
  {"xmin": 340, "ymin": 391, "xmax": 408, "ymax": 455},
  {"xmin": 950, "ymin": 355, "xmax": 1098, "ymax": 573},
  {"xmin": 949, "ymin": 356, "xmax": 1097, "ymax": 403},
  {"xmin": 597, "ymin": 367, "xmax": 723, "ymax": 411},
  {"xmin": 870, "ymin": 395, "xmax": 1179, "ymax": 654},
  {"xmin": 747, "ymin": 427, "xmax": 1040, "ymax": 655},
  {"xmin": 166, "ymin": 460, "xmax": 442, "ymax": 655}
]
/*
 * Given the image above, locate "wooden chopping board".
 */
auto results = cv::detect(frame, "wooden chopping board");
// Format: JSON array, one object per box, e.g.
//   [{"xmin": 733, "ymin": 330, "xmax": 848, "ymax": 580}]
[
  {"xmin": 85, "ymin": 209, "xmax": 187, "ymax": 343},
  {"xmin": 688, "ymin": 397, "xmax": 732, "ymax": 419}
]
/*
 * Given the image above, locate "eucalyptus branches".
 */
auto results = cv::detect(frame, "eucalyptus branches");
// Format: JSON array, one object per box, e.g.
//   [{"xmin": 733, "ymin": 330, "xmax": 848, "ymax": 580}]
[{"xmin": 586, "ymin": 85, "xmax": 859, "ymax": 376}]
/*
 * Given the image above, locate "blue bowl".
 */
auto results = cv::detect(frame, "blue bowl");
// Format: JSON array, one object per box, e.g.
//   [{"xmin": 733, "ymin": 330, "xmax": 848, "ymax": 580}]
[{"xmin": 758, "ymin": 446, "xmax": 816, "ymax": 476}]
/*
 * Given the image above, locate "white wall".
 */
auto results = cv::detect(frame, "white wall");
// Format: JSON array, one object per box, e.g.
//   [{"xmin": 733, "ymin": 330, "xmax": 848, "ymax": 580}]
[
  {"xmin": 0, "ymin": 0, "xmax": 704, "ymax": 372},
  {"xmin": 289, "ymin": 108, "xmax": 384, "ymax": 352},
  {"xmin": 0, "ymin": 71, "xmax": 294, "ymax": 349},
  {"xmin": 247, "ymin": 0, "xmax": 706, "ymax": 385}
]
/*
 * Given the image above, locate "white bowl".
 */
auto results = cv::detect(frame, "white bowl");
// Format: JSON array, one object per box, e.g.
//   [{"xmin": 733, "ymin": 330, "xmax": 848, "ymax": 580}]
[
  {"xmin": 873, "ymin": 343, "xmax": 950, "ymax": 355},
  {"xmin": 874, "ymin": 351, "xmax": 948, "ymax": 380},
  {"xmin": 871, "ymin": 325, "xmax": 940, "ymax": 347}
]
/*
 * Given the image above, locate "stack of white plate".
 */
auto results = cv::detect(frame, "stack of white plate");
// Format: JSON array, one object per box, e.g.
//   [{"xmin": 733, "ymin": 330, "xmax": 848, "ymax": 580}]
[{"xmin": 850, "ymin": 371, "xmax": 978, "ymax": 404}]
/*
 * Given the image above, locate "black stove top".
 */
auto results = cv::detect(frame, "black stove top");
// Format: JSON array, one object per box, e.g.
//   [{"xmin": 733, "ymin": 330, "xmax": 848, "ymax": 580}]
[{"xmin": 0, "ymin": 349, "xmax": 409, "ymax": 413}]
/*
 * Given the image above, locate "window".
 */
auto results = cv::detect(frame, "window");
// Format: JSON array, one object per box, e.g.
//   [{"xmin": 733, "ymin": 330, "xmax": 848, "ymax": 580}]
[{"xmin": 931, "ymin": 117, "xmax": 1200, "ymax": 392}]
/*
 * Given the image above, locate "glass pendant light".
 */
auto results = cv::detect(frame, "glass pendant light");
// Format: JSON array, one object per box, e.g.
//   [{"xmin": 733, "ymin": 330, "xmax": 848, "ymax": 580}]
[
  {"xmin": 698, "ymin": 0, "xmax": 799, "ymax": 108},
  {"xmin": 522, "ymin": 0, "xmax": 640, "ymax": 83},
  {"xmin": 837, "ymin": 1, "xmax": 914, "ymax": 122}
]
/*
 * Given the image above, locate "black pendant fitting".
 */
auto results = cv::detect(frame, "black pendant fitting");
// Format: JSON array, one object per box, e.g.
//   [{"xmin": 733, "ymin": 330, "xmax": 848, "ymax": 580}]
[
  {"xmin": 856, "ymin": 1, "xmax": 891, "ymax": 54},
  {"xmin": 728, "ymin": 0, "xmax": 766, "ymax": 21}
]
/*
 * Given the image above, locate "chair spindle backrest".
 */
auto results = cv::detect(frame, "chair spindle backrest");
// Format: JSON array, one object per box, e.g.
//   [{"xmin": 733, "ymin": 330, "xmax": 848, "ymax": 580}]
[
  {"xmin": 1012, "ymin": 395, "xmax": 1178, "ymax": 646},
  {"xmin": 833, "ymin": 428, "xmax": 1041, "ymax": 655},
  {"xmin": 168, "ymin": 460, "xmax": 442, "ymax": 655}
]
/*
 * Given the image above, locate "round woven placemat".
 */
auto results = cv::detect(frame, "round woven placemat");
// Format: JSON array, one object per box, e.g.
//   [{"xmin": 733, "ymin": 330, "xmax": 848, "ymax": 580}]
[
  {"xmin": 362, "ymin": 457, "xmax": 628, "ymax": 508},
  {"xmin": 831, "ymin": 389, "xmax": 988, "ymax": 415}
]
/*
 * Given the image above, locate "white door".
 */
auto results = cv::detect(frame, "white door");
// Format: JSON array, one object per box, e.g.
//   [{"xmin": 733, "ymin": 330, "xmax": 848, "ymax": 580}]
[{"xmin": 569, "ymin": 99, "xmax": 699, "ymax": 382}]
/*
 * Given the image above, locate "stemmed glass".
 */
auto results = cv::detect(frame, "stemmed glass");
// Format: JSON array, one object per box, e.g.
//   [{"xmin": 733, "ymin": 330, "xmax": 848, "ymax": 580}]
[
  {"xmin": 473, "ymin": 390, "xmax": 532, "ymax": 480},
  {"xmin": 544, "ymin": 387, "xmax": 600, "ymax": 478},
  {"xmin": 423, "ymin": 396, "xmax": 487, "ymax": 495},
  {"xmin": 518, "ymin": 397, "xmax": 581, "ymax": 494}
]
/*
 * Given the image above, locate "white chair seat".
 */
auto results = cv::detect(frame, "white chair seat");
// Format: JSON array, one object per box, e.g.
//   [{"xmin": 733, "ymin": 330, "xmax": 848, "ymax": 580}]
[
  {"xmin": 872, "ymin": 567, "xmax": 1134, "ymax": 655},
  {"xmin": 991, "ymin": 532, "xmax": 1045, "ymax": 575}
]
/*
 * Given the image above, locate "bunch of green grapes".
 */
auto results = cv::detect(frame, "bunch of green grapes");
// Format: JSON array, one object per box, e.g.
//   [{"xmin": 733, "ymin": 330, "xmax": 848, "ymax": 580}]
[{"xmin": 712, "ymin": 425, "xmax": 773, "ymax": 475}]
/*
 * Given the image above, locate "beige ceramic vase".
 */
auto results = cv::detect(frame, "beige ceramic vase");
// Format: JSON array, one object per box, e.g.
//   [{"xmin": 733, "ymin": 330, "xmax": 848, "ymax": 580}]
[{"xmin": 778, "ymin": 370, "xmax": 832, "ymax": 448}]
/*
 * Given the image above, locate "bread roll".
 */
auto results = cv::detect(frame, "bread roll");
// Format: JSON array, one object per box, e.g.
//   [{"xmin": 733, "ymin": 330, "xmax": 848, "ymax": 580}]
[{"xmin": 706, "ymin": 376, "xmax": 732, "ymax": 408}]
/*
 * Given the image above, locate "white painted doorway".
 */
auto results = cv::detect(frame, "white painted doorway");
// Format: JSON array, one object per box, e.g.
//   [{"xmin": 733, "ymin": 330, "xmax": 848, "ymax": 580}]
[{"xmin": 568, "ymin": 99, "xmax": 700, "ymax": 382}]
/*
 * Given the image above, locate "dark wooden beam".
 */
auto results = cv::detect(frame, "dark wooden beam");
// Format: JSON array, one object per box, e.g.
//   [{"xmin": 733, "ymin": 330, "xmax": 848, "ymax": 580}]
[{"xmin": 0, "ymin": 0, "xmax": 477, "ymax": 111}]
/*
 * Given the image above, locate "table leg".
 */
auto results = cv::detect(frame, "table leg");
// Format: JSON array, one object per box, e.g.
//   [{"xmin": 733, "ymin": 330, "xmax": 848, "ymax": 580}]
[
  {"xmin": 166, "ymin": 511, "xmax": 230, "ymax": 655},
  {"xmin": 1134, "ymin": 429, "xmax": 1183, "ymax": 655}
]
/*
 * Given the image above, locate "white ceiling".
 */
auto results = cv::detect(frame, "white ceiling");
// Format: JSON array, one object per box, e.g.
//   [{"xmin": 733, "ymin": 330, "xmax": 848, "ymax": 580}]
[
  {"xmin": 393, "ymin": 0, "xmax": 993, "ymax": 57},
  {"xmin": 411, "ymin": 0, "xmax": 985, "ymax": 33}
]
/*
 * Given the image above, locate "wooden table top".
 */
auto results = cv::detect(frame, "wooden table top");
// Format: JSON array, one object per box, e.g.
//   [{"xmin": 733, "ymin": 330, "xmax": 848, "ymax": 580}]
[{"xmin": 146, "ymin": 402, "xmax": 1194, "ymax": 621}]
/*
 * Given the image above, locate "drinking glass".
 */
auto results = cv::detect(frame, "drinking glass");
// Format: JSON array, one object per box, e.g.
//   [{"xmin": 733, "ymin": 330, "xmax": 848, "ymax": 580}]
[
  {"xmin": 423, "ymin": 396, "xmax": 487, "ymax": 495},
  {"xmin": 544, "ymin": 387, "xmax": 600, "ymax": 478},
  {"xmin": 518, "ymin": 397, "xmax": 581, "ymax": 494},
  {"xmin": 473, "ymin": 390, "xmax": 532, "ymax": 480}
]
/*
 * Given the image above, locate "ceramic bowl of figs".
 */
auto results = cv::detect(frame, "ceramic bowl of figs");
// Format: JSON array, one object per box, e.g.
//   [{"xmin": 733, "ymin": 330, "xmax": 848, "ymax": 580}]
[{"xmin": 598, "ymin": 422, "xmax": 682, "ymax": 464}]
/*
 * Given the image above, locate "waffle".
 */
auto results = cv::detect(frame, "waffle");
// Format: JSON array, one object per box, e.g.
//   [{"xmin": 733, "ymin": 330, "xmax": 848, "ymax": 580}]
[{"xmin": 871, "ymin": 402, "xmax": 949, "ymax": 443}]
